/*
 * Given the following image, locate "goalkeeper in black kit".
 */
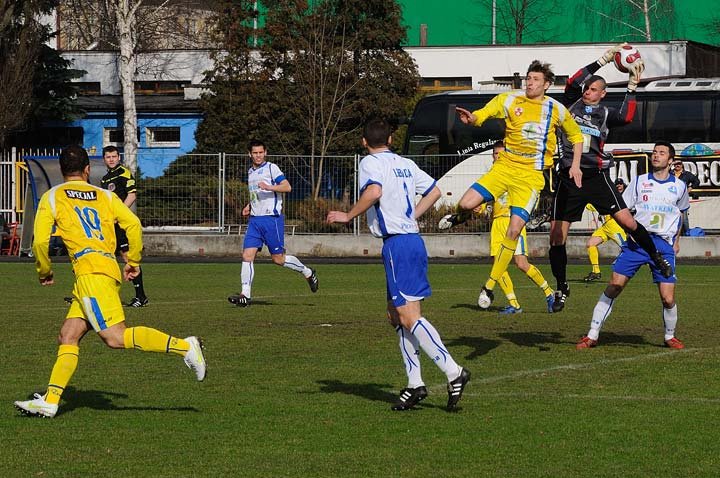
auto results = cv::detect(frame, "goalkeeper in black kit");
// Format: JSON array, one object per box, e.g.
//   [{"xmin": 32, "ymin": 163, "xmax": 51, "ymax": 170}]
[{"xmin": 548, "ymin": 43, "xmax": 673, "ymax": 312}]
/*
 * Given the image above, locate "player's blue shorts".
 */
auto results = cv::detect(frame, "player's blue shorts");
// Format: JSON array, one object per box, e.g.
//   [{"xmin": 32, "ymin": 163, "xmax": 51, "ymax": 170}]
[
  {"xmin": 612, "ymin": 235, "xmax": 676, "ymax": 283},
  {"xmin": 243, "ymin": 215, "xmax": 285, "ymax": 255},
  {"xmin": 382, "ymin": 234, "xmax": 432, "ymax": 307}
]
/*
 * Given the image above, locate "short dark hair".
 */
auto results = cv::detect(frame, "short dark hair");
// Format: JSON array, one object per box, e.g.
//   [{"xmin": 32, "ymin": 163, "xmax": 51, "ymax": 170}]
[
  {"xmin": 584, "ymin": 75, "xmax": 607, "ymax": 91},
  {"xmin": 614, "ymin": 177, "xmax": 626, "ymax": 186},
  {"xmin": 248, "ymin": 139, "xmax": 266, "ymax": 151},
  {"xmin": 59, "ymin": 145, "xmax": 89, "ymax": 176},
  {"xmin": 102, "ymin": 145, "xmax": 120, "ymax": 156},
  {"xmin": 654, "ymin": 141, "xmax": 676, "ymax": 159},
  {"xmin": 527, "ymin": 60, "xmax": 555, "ymax": 85},
  {"xmin": 363, "ymin": 118, "xmax": 392, "ymax": 148},
  {"xmin": 492, "ymin": 140, "xmax": 504, "ymax": 149}
]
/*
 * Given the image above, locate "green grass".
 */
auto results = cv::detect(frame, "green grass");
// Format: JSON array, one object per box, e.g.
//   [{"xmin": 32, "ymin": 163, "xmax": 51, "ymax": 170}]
[{"xmin": 2, "ymin": 261, "xmax": 720, "ymax": 477}]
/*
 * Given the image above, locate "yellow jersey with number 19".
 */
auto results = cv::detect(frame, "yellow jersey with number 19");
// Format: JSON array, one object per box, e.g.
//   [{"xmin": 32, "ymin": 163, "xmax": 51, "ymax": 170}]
[
  {"xmin": 472, "ymin": 91, "xmax": 583, "ymax": 171},
  {"xmin": 33, "ymin": 180, "xmax": 142, "ymax": 282}
]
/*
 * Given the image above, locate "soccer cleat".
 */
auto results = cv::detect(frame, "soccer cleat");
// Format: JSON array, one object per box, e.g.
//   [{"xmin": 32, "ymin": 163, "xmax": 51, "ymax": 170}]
[
  {"xmin": 664, "ymin": 337, "xmax": 685, "ymax": 349},
  {"xmin": 126, "ymin": 297, "xmax": 149, "ymax": 308},
  {"xmin": 651, "ymin": 252, "xmax": 673, "ymax": 279},
  {"xmin": 551, "ymin": 284, "xmax": 570, "ymax": 313},
  {"xmin": 306, "ymin": 269, "xmax": 319, "ymax": 293},
  {"xmin": 576, "ymin": 336, "xmax": 598, "ymax": 350},
  {"xmin": 63, "ymin": 296, "xmax": 74, "ymax": 305},
  {"xmin": 499, "ymin": 305, "xmax": 523, "ymax": 315},
  {"xmin": 14, "ymin": 393, "xmax": 58, "ymax": 418},
  {"xmin": 584, "ymin": 272, "xmax": 602, "ymax": 282},
  {"xmin": 438, "ymin": 211, "xmax": 471, "ymax": 231},
  {"xmin": 183, "ymin": 336, "xmax": 207, "ymax": 381},
  {"xmin": 477, "ymin": 287, "xmax": 494, "ymax": 309},
  {"xmin": 228, "ymin": 294, "xmax": 251, "ymax": 307},
  {"xmin": 545, "ymin": 294, "xmax": 555, "ymax": 313},
  {"xmin": 391, "ymin": 386, "xmax": 428, "ymax": 411},
  {"xmin": 446, "ymin": 367, "xmax": 471, "ymax": 410}
]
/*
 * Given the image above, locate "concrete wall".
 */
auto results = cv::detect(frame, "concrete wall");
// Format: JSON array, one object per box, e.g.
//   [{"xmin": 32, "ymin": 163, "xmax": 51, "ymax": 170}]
[{"xmin": 143, "ymin": 233, "xmax": 720, "ymax": 260}]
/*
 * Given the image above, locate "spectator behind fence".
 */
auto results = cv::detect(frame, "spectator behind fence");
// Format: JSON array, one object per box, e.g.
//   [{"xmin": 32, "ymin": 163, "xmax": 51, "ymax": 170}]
[{"xmin": 672, "ymin": 160, "xmax": 699, "ymax": 234}]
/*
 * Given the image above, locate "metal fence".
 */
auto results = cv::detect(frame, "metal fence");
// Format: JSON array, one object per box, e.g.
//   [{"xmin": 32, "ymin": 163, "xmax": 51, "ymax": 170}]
[
  {"xmin": 0, "ymin": 150, "xmax": 509, "ymax": 234},
  {"xmin": 134, "ymin": 152, "xmax": 496, "ymax": 234}
]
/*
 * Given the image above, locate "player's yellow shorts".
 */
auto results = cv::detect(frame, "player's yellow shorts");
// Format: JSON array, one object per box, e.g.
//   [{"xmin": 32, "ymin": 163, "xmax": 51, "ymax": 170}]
[
  {"xmin": 66, "ymin": 273, "xmax": 125, "ymax": 332},
  {"xmin": 472, "ymin": 160, "xmax": 545, "ymax": 221},
  {"xmin": 490, "ymin": 216, "xmax": 527, "ymax": 256},
  {"xmin": 592, "ymin": 219, "xmax": 627, "ymax": 247}
]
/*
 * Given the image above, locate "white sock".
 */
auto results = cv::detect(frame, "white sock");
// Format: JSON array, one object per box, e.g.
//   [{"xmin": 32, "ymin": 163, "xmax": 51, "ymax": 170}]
[
  {"xmin": 396, "ymin": 325, "xmax": 424, "ymax": 388},
  {"xmin": 588, "ymin": 293, "xmax": 614, "ymax": 341},
  {"xmin": 411, "ymin": 318, "xmax": 461, "ymax": 381},
  {"xmin": 284, "ymin": 255, "xmax": 311, "ymax": 278},
  {"xmin": 663, "ymin": 304, "xmax": 678, "ymax": 341},
  {"xmin": 241, "ymin": 261, "xmax": 254, "ymax": 297}
]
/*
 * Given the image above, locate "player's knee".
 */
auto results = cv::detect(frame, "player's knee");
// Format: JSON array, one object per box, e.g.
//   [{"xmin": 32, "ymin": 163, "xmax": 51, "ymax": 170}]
[{"xmin": 661, "ymin": 296, "xmax": 675, "ymax": 309}]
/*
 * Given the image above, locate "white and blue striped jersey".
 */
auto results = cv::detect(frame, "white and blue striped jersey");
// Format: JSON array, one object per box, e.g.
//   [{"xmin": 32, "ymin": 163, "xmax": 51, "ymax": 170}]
[
  {"xmin": 248, "ymin": 161, "xmax": 286, "ymax": 216},
  {"xmin": 359, "ymin": 151, "xmax": 436, "ymax": 238},
  {"xmin": 623, "ymin": 172, "xmax": 690, "ymax": 245}
]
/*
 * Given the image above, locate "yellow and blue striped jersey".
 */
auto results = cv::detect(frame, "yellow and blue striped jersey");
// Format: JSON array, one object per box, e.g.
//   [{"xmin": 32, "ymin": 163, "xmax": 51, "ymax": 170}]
[
  {"xmin": 33, "ymin": 180, "xmax": 142, "ymax": 282},
  {"xmin": 472, "ymin": 91, "xmax": 583, "ymax": 170}
]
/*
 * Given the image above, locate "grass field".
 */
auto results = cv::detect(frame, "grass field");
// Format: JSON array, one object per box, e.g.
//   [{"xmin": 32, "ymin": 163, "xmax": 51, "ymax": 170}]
[{"xmin": 2, "ymin": 260, "xmax": 720, "ymax": 477}]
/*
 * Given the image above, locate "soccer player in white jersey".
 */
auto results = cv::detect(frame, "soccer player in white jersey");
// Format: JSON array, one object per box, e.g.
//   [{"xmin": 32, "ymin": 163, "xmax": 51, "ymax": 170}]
[
  {"xmin": 228, "ymin": 140, "xmax": 318, "ymax": 307},
  {"xmin": 576, "ymin": 141, "xmax": 690, "ymax": 350},
  {"xmin": 327, "ymin": 118, "xmax": 470, "ymax": 411}
]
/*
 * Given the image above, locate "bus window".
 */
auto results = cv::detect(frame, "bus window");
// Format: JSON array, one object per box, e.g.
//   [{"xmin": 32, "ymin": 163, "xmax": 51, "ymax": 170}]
[
  {"xmin": 405, "ymin": 100, "xmax": 446, "ymax": 155},
  {"xmin": 646, "ymin": 98, "xmax": 713, "ymax": 142},
  {"xmin": 605, "ymin": 96, "xmax": 645, "ymax": 144}
]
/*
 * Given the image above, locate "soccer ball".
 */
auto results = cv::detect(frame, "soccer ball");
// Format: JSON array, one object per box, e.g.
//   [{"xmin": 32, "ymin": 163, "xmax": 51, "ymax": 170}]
[{"xmin": 613, "ymin": 45, "xmax": 642, "ymax": 73}]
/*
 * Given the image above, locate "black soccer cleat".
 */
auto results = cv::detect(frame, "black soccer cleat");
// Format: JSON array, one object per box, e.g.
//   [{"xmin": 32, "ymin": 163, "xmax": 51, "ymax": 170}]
[
  {"xmin": 447, "ymin": 367, "xmax": 471, "ymax": 411},
  {"xmin": 228, "ymin": 294, "xmax": 251, "ymax": 307},
  {"xmin": 583, "ymin": 272, "xmax": 602, "ymax": 282},
  {"xmin": 126, "ymin": 297, "xmax": 149, "ymax": 308},
  {"xmin": 651, "ymin": 252, "xmax": 673, "ymax": 279},
  {"xmin": 63, "ymin": 297, "xmax": 74, "ymax": 305},
  {"xmin": 307, "ymin": 269, "xmax": 319, "ymax": 293},
  {"xmin": 391, "ymin": 386, "xmax": 428, "ymax": 411},
  {"xmin": 551, "ymin": 284, "xmax": 570, "ymax": 313}
]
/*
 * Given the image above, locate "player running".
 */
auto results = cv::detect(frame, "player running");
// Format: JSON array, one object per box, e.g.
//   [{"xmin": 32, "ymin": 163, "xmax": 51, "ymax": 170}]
[
  {"xmin": 576, "ymin": 141, "xmax": 689, "ymax": 350},
  {"xmin": 327, "ymin": 118, "xmax": 470, "ymax": 411},
  {"xmin": 14, "ymin": 145, "xmax": 206, "ymax": 418}
]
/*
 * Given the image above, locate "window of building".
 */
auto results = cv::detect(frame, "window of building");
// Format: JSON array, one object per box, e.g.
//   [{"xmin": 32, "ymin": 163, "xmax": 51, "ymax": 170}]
[
  {"xmin": 74, "ymin": 82, "xmax": 102, "ymax": 96},
  {"xmin": 146, "ymin": 127, "xmax": 181, "ymax": 147},
  {"xmin": 103, "ymin": 127, "xmax": 141, "ymax": 147},
  {"xmin": 134, "ymin": 81, "xmax": 187, "ymax": 95},
  {"xmin": 419, "ymin": 77, "xmax": 472, "ymax": 92}
]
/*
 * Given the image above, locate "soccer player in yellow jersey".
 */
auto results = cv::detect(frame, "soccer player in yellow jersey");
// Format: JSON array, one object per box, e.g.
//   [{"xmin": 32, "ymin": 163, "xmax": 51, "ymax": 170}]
[
  {"xmin": 478, "ymin": 143, "xmax": 556, "ymax": 314},
  {"xmin": 445, "ymin": 60, "xmax": 584, "ymax": 309},
  {"xmin": 583, "ymin": 179, "xmax": 628, "ymax": 282},
  {"xmin": 14, "ymin": 145, "xmax": 206, "ymax": 418}
]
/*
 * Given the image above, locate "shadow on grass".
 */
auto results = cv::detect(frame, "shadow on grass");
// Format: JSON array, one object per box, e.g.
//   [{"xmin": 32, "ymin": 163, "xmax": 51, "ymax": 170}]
[
  {"xmin": 498, "ymin": 331, "xmax": 568, "ymax": 351},
  {"xmin": 315, "ymin": 380, "xmax": 444, "ymax": 410},
  {"xmin": 451, "ymin": 303, "xmax": 506, "ymax": 313},
  {"xmin": 58, "ymin": 387, "xmax": 200, "ymax": 416},
  {"xmin": 592, "ymin": 332, "xmax": 652, "ymax": 347},
  {"xmin": 445, "ymin": 336, "xmax": 501, "ymax": 360}
]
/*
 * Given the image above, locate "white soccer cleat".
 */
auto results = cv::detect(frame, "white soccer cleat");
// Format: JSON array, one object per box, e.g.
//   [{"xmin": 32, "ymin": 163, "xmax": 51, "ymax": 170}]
[
  {"xmin": 438, "ymin": 214, "xmax": 456, "ymax": 230},
  {"xmin": 477, "ymin": 286, "xmax": 494, "ymax": 309},
  {"xmin": 14, "ymin": 393, "xmax": 58, "ymax": 418},
  {"xmin": 183, "ymin": 336, "xmax": 207, "ymax": 382}
]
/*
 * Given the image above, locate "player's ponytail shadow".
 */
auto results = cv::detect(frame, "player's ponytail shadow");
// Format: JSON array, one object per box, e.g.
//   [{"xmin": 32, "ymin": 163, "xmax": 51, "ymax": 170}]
[
  {"xmin": 315, "ymin": 380, "xmax": 444, "ymax": 410},
  {"xmin": 57, "ymin": 387, "xmax": 200, "ymax": 416}
]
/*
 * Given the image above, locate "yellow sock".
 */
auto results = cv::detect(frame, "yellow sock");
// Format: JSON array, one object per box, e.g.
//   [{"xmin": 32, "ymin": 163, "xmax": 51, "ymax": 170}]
[
  {"xmin": 498, "ymin": 272, "xmax": 521, "ymax": 308},
  {"xmin": 485, "ymin": 237, "xmax": 517, "ymax": 290},
  {"xmin": 526, "ymin": 264, "xmax": 554, "ymax": 297},
  {"xmin": 588, "ymin": 246, "xmax": 601, "ymax": 273},
  {"xmin": 45, "ymin": 344, "xmax": 79, "ymax": 405},
  {"xmin": 123, "ymin": 327, "xmax": 189, "ymax": 356}
]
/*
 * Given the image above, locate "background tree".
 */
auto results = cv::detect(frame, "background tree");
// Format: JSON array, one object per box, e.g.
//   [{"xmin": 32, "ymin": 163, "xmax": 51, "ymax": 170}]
[
  {"xmin": 56, "ymin": 0, "xmax": 218, "ymax": 173},
  {"xmin": 0, "ymin": 0, "xmax": 83, "ymax": 148},
  {"xmin": 196, "ymin": 0, "xmax": 420, "ymax": 199},
  {"xmin": 468, "ymin": 0, "xmax": 563, "ymax": 44},
  {"xmin": 580, "ymin": 0, "xmax": 676, "ymax": 42}
]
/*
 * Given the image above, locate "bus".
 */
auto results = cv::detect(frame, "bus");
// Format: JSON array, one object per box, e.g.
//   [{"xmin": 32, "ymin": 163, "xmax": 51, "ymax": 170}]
[{"xmin": 403, "ymin": 78, "xmax": 720, "ymax": 195}]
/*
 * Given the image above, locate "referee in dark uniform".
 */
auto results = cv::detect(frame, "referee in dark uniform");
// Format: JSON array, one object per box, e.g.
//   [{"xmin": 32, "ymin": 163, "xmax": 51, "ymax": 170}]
[
  {"xmin": 549, "ymin": 44, "xmax": 672, "ymax": 312},
  {"xmin": 101, "ymin": 145, "xmax": 149, "ymax": 307}
]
